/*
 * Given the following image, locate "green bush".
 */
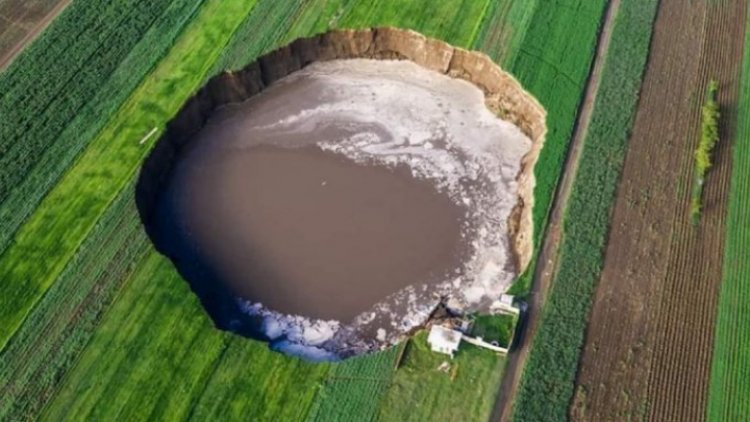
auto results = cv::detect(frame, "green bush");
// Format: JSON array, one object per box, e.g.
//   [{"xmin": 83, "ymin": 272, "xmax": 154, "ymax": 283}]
[{"xmin": 691, "ymin": 79, "xmax": 720, "ymax": 223}]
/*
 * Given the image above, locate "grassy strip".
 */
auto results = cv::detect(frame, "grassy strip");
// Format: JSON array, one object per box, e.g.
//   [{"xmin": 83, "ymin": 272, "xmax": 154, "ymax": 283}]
[
  {"xmin": 496, "ymin": 0, "xmax": 608, "ymax": 295},
  {"xmin": 707, "ymin": 5, "xmax": 750, "ymax": 420},
  {"xmin": 0, "ymin": 0, "xmax": 175, "ymax": 201},
  {"xmin": 308, "ymin": 346, "xmax": 401, "ymax": 421},
  {"xmin": 512, "ymin": 1, "xmax": 659, "ymax": 419},
  {"xmin": 471, "ymin": 313, "xmax": 518, "ymax": 348},
  {"xmin": 338, "ymin": 0, "xmax": 491, "ymax": 48},
  {"xmin": 0, "ymin": 183, "xmax": 147, "ymax": 420},
  {"xmin": 0, "ymin": 0, "xmax": 204, "ymax": 257},
  {"xmin": 186, "ymin": 336, "xmax": 329, "ymax": 421},
  {"xmin": 471, "ymin": 0, "xmax": 540, "ymax": 67},
  {"xmin": 0, "ymin": 0, "xmax": 258, "ymax": 352},
  {"xmin": 377, "ymin": 333, "xmax": 506, "ymax": 421},
  {"xmin": 39, "ymin": 253, "xmax": 232, "ymax": 421},
  {"xmin": 209, "ymin": 1, "xmax": 308, "ymax": 74}
]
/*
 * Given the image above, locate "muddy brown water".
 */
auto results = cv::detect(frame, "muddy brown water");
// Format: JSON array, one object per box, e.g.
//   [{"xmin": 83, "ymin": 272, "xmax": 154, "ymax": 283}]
[
  {"xmin": 162, "ymin": 142, "xmax": 467, "ymax": 322},
  {"xmin": 141, "ymin": 59, "xmax": 531, "ymax": 357}
]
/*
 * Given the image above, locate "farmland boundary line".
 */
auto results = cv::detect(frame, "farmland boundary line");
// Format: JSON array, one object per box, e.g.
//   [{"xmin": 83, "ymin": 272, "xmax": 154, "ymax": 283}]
[{"xmin": 491, "ymin": 0, "xmax": 621, "ymax": 420}]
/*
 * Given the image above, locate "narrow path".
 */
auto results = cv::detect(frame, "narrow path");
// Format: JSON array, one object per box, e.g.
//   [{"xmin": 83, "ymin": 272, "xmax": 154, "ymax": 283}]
[
  {"xmin": 0, "ymin": 0, "xmax": 73, "ymax": 71},
  {"xmin": 491, "ymin": 0, "xmax": 621, "ymax": 420}
]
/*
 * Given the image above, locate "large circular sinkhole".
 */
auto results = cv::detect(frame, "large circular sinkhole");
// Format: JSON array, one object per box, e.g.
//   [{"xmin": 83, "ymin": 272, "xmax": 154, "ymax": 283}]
[{"xmin": 136, "ymin": 28, "xmax": 546, "ymax": 361}]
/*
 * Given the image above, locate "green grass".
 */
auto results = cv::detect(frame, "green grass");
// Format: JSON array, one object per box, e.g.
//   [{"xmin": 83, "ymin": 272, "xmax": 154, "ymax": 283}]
[
  {"xmin": 499, "ymin": 0, "xmax": 609, "ymax": 295},
  {"xmin": 0, "ymin": 183, "xmax": 147, "ymax": 420},
  {"xmin": 377, "ymin": 333, "xmax": 506, "ymax": 421},
  {"xmin": 0, "ymin": 0, "xmax": 258, "ymax": 351},
  {"xmin": 40, "ymin": 250, "xmax": 329, "ymax": 421},
  {"xmin": 707, "ymin": 5, "xmax": 750, "ymax": 420},
  {"xmin": 472, "ymin": 0, "xmax": 540, "ymax": 68},
  {"xmin": 309, "ymin": 346, "xmax": 402, "ymax": 421},
  {"xmin": 471, "ymin": 314, "xmax": 518, "ymax": 348},
  {"xmin": 0, "ymin": 0, "xmax": 204, "ymax": 256},
  {"xmin": 512, "ymin": 1, "xmax": 659, "ymax": 420},
  {"xmin": 0, "ymin": 0, "xmax": 181, "ymax": 213}
]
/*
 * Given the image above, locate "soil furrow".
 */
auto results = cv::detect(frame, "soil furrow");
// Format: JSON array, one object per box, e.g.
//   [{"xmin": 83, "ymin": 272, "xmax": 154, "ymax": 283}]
[{"xmin": 574, "ymin": 0, "xmax": 746, "ymax": 420}]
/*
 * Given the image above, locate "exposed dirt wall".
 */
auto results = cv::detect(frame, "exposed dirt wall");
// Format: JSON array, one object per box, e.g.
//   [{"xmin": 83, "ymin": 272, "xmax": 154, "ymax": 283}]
[{"xmin": 137, "ymin": 27, "xmax": 546, "ymax": 275}]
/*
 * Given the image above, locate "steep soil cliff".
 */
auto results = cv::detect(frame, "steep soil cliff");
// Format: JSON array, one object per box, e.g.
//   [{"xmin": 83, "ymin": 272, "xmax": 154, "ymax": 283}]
[{"xmin": 137, "ymin": 27, "xmax": 546, "ymax": 276}]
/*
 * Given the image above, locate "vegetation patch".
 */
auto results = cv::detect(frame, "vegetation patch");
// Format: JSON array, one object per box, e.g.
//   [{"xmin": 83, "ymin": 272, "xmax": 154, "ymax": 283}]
[
  {"xmin": 471, "ymin": 314, "xmax": 518, "ymax": 348},
  {"xmin": 708, "ymin": 5, "xmax": 750, "ymax": 419},
  {"xmin": 690, "ymin": 79, "xmax": 721, "ymax": 223},
  {"xmin": 501, "ymin": 0, "xmax": 609, "ymax": 295},
  {"xmin": 0, "ymin": 0, "xmax": 204, "ymax": 258},
  {"xmin": 377, "ymin": 333, "xmax": 506, "ymax": 421}
]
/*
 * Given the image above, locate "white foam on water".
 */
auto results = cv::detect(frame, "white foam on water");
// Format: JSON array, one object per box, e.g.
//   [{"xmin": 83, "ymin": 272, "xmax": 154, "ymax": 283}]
[{"xmin": 233, "ymin": 59, "xmax": 532, "ymax": 359}]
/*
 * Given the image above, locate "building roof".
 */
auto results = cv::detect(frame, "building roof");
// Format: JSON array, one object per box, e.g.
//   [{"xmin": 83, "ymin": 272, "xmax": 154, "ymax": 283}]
[
  {"xmin": 500, "ymin": 294, "xmax": 514, "ymax": 306},
  {"xmin": 428, "ymin": 325, "xmax": 462, "ymax": 351}
]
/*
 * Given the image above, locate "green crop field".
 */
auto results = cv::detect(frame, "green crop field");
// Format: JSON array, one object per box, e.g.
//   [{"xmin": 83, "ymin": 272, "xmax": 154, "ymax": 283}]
[
  {"xmin": 707, "ymin": 4, "xmax": 750, "ymax": 420},
  {"xmin": 0, "ymin": 0, "xmax": 617, "ymax": 420},
  {"xmin": 512, "ymin": 1, "xmax": 659, "ymax": 420}
]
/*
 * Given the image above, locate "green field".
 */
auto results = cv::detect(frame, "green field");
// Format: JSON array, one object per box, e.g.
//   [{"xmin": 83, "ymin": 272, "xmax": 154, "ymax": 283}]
[
  {"xmin": 378, "ymin": 333, "xmax": 506, "ymax": 421},
  {"xmin": 0, "ymin": 0, "xmax": 612, "ymax": 420},
  {"xmin": 502, "ymin": 0, "xmax": 608, "ymax": 294},
  {"xmin": 512, "ymin": 1, "xmax": 660, "ymax": 420},
  {"xmin": 707, "ymin": 4, "xmax": 750, "ymax": 420},
  {"xmin": 0, "ymin": 0, "xmax": 204, "ymax": 255}
]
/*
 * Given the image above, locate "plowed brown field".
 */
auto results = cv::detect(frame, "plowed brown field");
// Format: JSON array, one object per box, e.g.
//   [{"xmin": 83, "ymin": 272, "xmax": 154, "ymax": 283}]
[
  {"xmin": 571, "ymin": 1, "xmax": 747, "ymax": 421},
  {"xmin": 0, "ymin": 0, "xmax": 71, "ymax": 69}
]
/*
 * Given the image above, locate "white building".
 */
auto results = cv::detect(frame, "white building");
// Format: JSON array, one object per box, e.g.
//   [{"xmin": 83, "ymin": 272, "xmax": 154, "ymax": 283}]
[{"xmin": 427, "ymin": 325, "xmax": 462, "ymax": 358}]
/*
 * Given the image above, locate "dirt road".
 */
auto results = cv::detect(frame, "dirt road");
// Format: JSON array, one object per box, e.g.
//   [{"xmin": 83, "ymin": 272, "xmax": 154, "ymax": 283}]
[
  {"xmin": 572, "ymin": 1, "xmax": 747, "ymax": 420},
  {"xmin": 0, "ymin": 0, "xmax": 72, "ymax": 70},
  {"xmin": 490, "ymin": 0, "xmax": 621, "ymax": 420}
]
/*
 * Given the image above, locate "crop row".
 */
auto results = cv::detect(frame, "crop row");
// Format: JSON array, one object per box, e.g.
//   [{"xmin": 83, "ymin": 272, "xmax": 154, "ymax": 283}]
[
  {"xmin": 309, "ymin": 346, "xmax": 401, "ymax": 421},
  {"xmin": 472, "ymin": 0, "xmax": 539, "ymax": 67},
  {"xmin": 501, "ymin": 0, "xmax": 608, "ymax": 294},
  {"xmin": 512, "ymin": 1, "xmax": 660, "ymax": 420},
  {"xmin": 0, "ymin": 0, "xmax": 205, "ymax": 256},
  {"xmin": 0, "ymin": 0, "xmax": 170, "ymax": 197},
  {"xmin": 0, "ymin": 182, "xmax": 147, "ymax": 420},
  {"xmin": 707, "ymin": 5, "xmax": 750, "ymax": 420},
  {"xmin": 377, "ymin": 333, "xmax": 506, "ymax": 421}
]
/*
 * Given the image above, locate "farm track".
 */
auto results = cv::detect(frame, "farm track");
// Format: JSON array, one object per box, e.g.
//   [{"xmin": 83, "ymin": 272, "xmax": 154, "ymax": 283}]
[
  {"xmin": 491, "ymin": 0, "xmax": 621, "ymax": 420},
  {"xmin": 573, "ymin": 1, "xmax": 747, "ymax": 420},
  {"xmin": 0, "ymin": 0, "xmax": 72, "ymax": 70}
]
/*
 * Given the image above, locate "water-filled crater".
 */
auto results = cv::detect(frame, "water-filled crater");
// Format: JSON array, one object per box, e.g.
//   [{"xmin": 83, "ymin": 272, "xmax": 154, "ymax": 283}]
[{"xmin": 136, "ymin": 28, "xmax": 546, "ymax": 360}]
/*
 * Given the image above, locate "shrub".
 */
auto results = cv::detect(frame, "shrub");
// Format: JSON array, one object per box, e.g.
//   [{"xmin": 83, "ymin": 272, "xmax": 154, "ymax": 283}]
[{"xmin": 691, "ymin": 79, "xmax": 720, "ymax": 223}]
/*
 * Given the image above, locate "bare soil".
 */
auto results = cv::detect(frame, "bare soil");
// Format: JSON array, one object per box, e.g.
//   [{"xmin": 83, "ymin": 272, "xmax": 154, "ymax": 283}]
[
  {"xmin": 572, "ymin": 1, "xmax": 747, "ymax": 420},
  {"xmin": 0, "ymin": 0, "xmax": 72, "ymax": 70}
]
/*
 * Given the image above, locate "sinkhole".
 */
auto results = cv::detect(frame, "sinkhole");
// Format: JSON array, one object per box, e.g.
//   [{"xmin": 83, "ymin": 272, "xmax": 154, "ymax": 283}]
[{"xmin": 135, "ymin": 28, "xmax": 546, "ymax": 361}]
